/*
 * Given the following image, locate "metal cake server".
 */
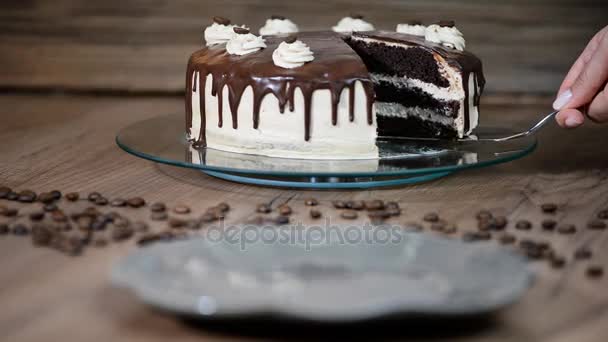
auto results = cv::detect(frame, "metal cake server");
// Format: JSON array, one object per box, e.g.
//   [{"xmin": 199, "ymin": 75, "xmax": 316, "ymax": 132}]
[{"xmin": 381, "ymin": 110, "xmax": 558, "ymax": 143}]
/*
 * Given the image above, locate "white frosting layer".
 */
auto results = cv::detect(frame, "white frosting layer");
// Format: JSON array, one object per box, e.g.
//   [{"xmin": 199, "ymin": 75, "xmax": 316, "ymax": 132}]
[
  {"xmin": 259, "ymin": 18, "xmax": 299, "ymax": 35},
  {"xmin": 204, "ymin": 23, "xmax": 237, "ymax": 46},
  {"xmin": 272, "ymin": 41, "xmax": 314, "ymax": 69},
  {"xmin": 396, "ymin": 23, "xmax": 426, "ymax": 36},
  {"xmin": 332, "ymin": 17, "xmax": 374, "ymax": 32},
  {"xmin": 189, "ymin": 72, "xmax": 378, "ymax": 159},
  {"xmin": 376, "ymin": 102, "xmax": 457, "ymax": 127},
  {"xmin": 226, "ymin": 33, "xmax": 266, "ymax": 55},
  {"xmin": 425, "ymin": 24, "xmax": 466, "ymax": 51}
]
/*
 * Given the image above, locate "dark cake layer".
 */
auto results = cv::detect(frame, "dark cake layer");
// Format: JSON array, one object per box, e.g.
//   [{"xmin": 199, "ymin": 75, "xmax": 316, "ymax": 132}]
[
  {"xmin": 373, "ymin": 80, "xmax": 460, "ymax": 117},
  {"xmin": 377, "ymin": 115, "xmax": 458, "ymax": 138},
  {"xmin": 346, "ymin": 38, "xmax": 450, "ymax": 88}
]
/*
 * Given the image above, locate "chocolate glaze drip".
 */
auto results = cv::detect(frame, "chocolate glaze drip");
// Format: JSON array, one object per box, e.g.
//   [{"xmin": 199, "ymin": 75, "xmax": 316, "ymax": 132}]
[
  {"xmin": 186, "ymin": 32, "xmax": 374, "ymax": 146},
  {"xmin": 352, "ymin": 31, "xmax": 485, "ymax": 134}
]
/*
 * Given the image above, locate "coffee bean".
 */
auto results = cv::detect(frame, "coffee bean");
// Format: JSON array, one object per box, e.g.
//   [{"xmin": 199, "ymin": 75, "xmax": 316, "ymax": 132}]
[
  {"xmin": 443, "ymin": 224, "xmax": 458, "ymax": 235},
  {"xmin": 0, "ymin": 186, "xmax": 11, "ymax": 199},
  {"xmin": 169, "ymin": 217, "xmax": 187, "ymax": 228},
  {"xmin": 310, "ymin": 209, "xmax": 322, "ymax": 219},
  {"xmin": 132, "ymin": 221, "xmax": 149, "ymax": 232},
  {"xmin": 112, "ymin": 226, "xmax": 134, "ymax": 241},
  {"xmin": 50, "ymin": 190, "xmax": 62, "ymax": 200},
  {"xmin": 207, "ymin": 207, "xmax": 226, "ymax": 220},
  {"xmin": 491, "ymin": 216, "xmax": 508, "ymax": 230},
  {"xmin": 200, "ymin": 212, "xmax": 217, "ymax": 223},
  {"xmin": 88, "ymin": 192, "xmax": 101, "ymax": 202},
  {"xmin": 597, "ymin": 209, "xmax": 608, "ymax": 219},
  {"xmin": 284, "ymin": 35, "xmax": 297, "ymax": 44},
  {"xmin": 475, "ymin": 210, "xmax": 493, "ymax": 221},
  {"xmin": 217, "ymin": 202, "xmax": 230, "ymax": 212},
  {"xmin": 278, "ymin": 205, "xmax": 292, "ymax": 216},
  {"xmin": 550, "ymin": 255, "xmax": 566, "ymax": 269},
  {"xmin": 332, "ymin": 201, "xmax": 346, "ymax": 209},
  {"xmin": 365, "ymin": 200, "xmax": 384, "ymax": 211},
  {"xmin": 148, "ymin": 202, "xmax": 165, "ymax": 212},
  {"xmin": 557, "ymin": 224, "xmax": 576, "ymax": 234},
  {"xmin": 271, "ymin": 14, "xmax": 286, "ymax": 20},
  {"xmin": 173, "ymin": 205, "xmax": 191, "ymax": 215},
  {"xmin": 256, "ymin": 203, "xmax": 272, "ymax": 213},
  {"xmin": 430, "ymin": 221, "xmax": 446, "ymax": 231},
  {"xmin": 515, "ymin": 220, "xmax": 532, "ymax": 230},
  {"xmin": 573, "ymin": 247, "xmax": 593, "ymax": 260},
  {"xmin": 83, "ymin": 207, "xmax": 100, "ymax": 217},
  {"xmin": 31, "ymin": 224, "xmax": 54, "ymax": 246},
  {"xmin": 76, "ymin": 216, "xmax": 93, "ymax": 231},
  {"xmin": 350, "ymin": 13, "xmax": 364, "ymax": 19},
  {"xmin": 110, "ymin": 198, "xmax": 126, "ymax": 207},
  {"xmin": 29, "ymin": 211, "xmax": 45, "ymax": 221},
  {"xmin": 113, "ymin": 217, "xmax": 130, "ymax": 228},
  {"xmin": 386, "ymin": 207, "xmax": 401, "ymax": 216},
  {"xmin": 498, "ymin": 234, "xmax": 516, "ymax": 244},
  {"xmin": 51, "ymin": 210, "xmax": 68, "ymax": 222},
  {"xmin": 385, "ymin": 202, "xmax": 400, "ymax": 209},
  {"xmin": 586, "ymin": 265, "xmax": 604, "ymax": 278},
  {"xmin": 126, "ymin": 197, "xmax": 146, "ymax": 208},
  {"xmin": 0, "ymin": 223, "xmax": 9, "ymax": 234},
  {"xmin": 436, "ymin": 20, "xmax": 455, "ymax": 28},
  {"xmin": 94, "ymin": 197, "xmax": 108, "ymax": 206},
  {"xmin": 12, "ymin": 224, "xmax": 30, "ymax": 236},
  {"xmin": 462, "ymin": 232, "xmax": 479, "ymax": 242},
  {"xmin": 341, "ymin": 210, "xmax": 358, "ymax": 220},
  {"xmin": 423, "ymin": 212, "xmax": 439, "ymax": 222},
  {"xmin": 61, "ymin": 236, "xmax": 85, "ymax": 256},
  {"xmin": 275, "ymin": 215, "xmax": 290, "ymax": 225},
  {"xmin": 587, "ymin": 219, "xmax": 607, "ymax": 230},
  {"xmin": 541, "ymin": 219, "xmax": 557, "ymax": 231},
  {"xmin": 38, "ymin": 192, "xmax": 56, "ymax": 204},
  {"xmin": 66, "ymin": 192, "xmax": 79, "ymax": 201},
  {"xmin": 525, "ymin": 248, "xmax": 544, "ymax": 260},
  {"xmin": 541, "ymin": 203, "xmax": 558, "ymax": 214},
  {"xmin": 151, "ymin": 212, "xmax": 168, "ymax": 221},
  {"xmin": 91, "ymin": 219, "xmax": 107, "ymax": 231},
  {"xmin": 233, "ymin": 26, "xmax": 250, "ymax": 35},
  {"xmin": 304, "ymin": 198, "xmax": 318, "ymax": 206},
  {"xmin": 137, "ymin": 234, "xmax": 160, "ymax": 247},
  {"xmin": 43, "ymin": 203, "xmax": 58, "ymax": 212},
  {"xmin": 368, "ymin": 210, "xmax": 391, "ymax": 220},
  {"xmin": 350, "ymin": 201, "xmax": 366, "ymax": 210},
  {"xmin": 213, "ymin": 16, "xmax": 231, "ymax": 25},
  {"xmin": 18, "ymin": 190, "xmax": 37, "ymax": 203},
  {"xmin": 6, "ymin": 191, "xmax": 18, "ymax": 201},
  {"xmin": 2, "ymin": 207, "xmax": 18, "ymax": 217},
  {"xmin": 478, "ymin": 220, "xmax": 492, "ymax": 231}
]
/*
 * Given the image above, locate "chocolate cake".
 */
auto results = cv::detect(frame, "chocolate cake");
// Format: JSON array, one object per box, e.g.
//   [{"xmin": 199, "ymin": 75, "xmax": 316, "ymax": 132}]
[{"xmin": 186, "ymin": 18, "xmax": 485, "ymax": 159}]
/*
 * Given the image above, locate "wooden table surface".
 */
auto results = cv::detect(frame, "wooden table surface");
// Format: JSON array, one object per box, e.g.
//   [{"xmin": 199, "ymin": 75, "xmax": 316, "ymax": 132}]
[{"xmin": 1, "ymin": 93, "xmax": 608, "ymax": 341}]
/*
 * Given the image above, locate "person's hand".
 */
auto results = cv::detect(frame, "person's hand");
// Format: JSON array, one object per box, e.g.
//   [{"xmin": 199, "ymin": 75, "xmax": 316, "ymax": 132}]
[{"xmin": 553, "ymin": 26, "xmax": 608, "ymax": 128}]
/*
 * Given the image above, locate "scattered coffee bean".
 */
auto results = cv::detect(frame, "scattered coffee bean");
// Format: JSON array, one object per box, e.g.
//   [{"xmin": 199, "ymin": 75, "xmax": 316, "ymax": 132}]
[
  {"xmin": 256, "ymin": 203, "xmax": 272, "ymax": 213},
  {"xmin": 2, "ymin": 207, "xmax": 18, "ymax": 217},
  {"xmin": 151, "ymin": 212, "xmax": 168, "ymax": 221},
  {"xmin": 476, "ymin": 210, "xmax": 493, "ymax": 221},
  {"xmin": 169, "ymin": 217, "xmax": 187, "ymax": 228},
  {"xmin": 278, "ymin": 205, "xmax": 292, "ymax": 216},
  {"xmin": 597, "ymin": 209, "xmax": 608, "ymax": 219},
  {"xmin": 213, "ymin": 16, "xmax": 231, "ymax": 25},
  {"xmin": 541, "ymin": 203, "xmax": 558, "ymax": 214},
  {"xmin": 586, "ymin": 265, "xmax": 604, "ymax": 278},
  {"xmin": 385, "ymin": 201, "xmax": 399, "ymax": 209},
  {"xmin": 386, "ymin": 207, "xmax": 401, "ymax": 216},
  {"xmin": 0, "ymin": 223, "xmax": 9, "ymax": 234},
  {"xmin": 341, "ymin": 210, "xmax": 358, "ymax": 220},
  {"xmin": 109, "ymin": 198, "xmax": 126, "ymax": 207},
  {"xmin": 126, "ymin": 197, "xmax": 145, "ymax": 208},
  {"xmin": 573, "ymin": 247, "xmax": 593, "ymax": 260},
  {"xmin": 207, "ymin": 207, "xmax": 226, "ymax": 220},
  {"xmin": 365, "ymin": 200, "xmax": 384, "ymax": 211},
  {"xmin": 51, "ymin": 210, "xmax": 68, "ymax": 222},
  {"xmin": 149, "ymin": 202, "xmax": 166, "ymax": 212},
  {"xmin": 173, "ymin": 205, "xmax": 191, "ymax": 215},
  {"xmin": 43, "ymin": 203, "xmax": 58, "ymax": 212},
  {"xmin": 65, "ymin": 192, "xmax": 79, "ymax": 201},
  {"xmin": 31, "ymin": 224, "xmax": 53, "ymax": 246},
  {"xmin": 88, "ymin": 192, "xmax": 102, "ymax": 202},
  {"xmin": 132, "ymin": 221, "xmax": 149, "ymax": 232},
  {"xmin": 310, "ymin": 209, "xmax": 322, "ymax": 219},
  {"xmin": 6, "ymin": 192, "xmax": 18, "ymax": 201},
  {"xmin": 18, "ymin": 190, "xmax": 37, "ymax": 203},
  {"xmin": 50, "ymin": 190, "xmax": 62, "ymax": 200},
  {"xmin": 423, "ymin": 212, "xmax": 439, "ymax": 222},
  {"xmin": 12, "ymin": 224, "xmax": 30, "ymax": 236},
  {"xmin": 350, "ymin": 201, "xmax": 366, "ymax": 210},
  {"xmin": 38, "ymin": 192, "xmax": 56, "ymax": 204},
  {"xmin": 91, "ymin": 219, "xmax": 107, "ymax": 231},
  {"xmin": 94, "ymin": 197, "xmax": 108, "ymax": 206},
  {"xmin": 491, "ymin": 216, "xmax": 508, "ymax": 230},
  {"xmin": 233, "ymin": 26, "xmax": 250, "ymax": 35},
  {"xmin": 499, "ymin": 234, "xmax": 516, "ymax": 244},
  {"xmin": 0, "ymin": 186, "xmax": 11, "ymax": 199},
  {"xmin": 275, "ymin": 215, "xmax": 290, "ymax": 225},
  {"xmin": 541, "ymin": 219, "xmax": 557, "ymax": 231},
  {"xmin": 368, "ymin": 210, "xmax": 390, "ymax": 220},
  {"xmin": 587, "ymin": 219, "xmax": 607, "ymax": 230},
  {"xmin": 350, "ymin": 13, "xmax": 364, "ymax": 19},
  {"xmin": 29, "ymin": 211, "xmax": 45, "ymax": 221},
  {"xmin": 550, "ymin": 255, "xmax": 566, "ymax": 269},
  {"xmin": 200, "ymin": 212, "xmax": 217, "ymax": 223},
  {"xmin": 478, "ymin": 219, "xmax": 492, "ymax": 231},
  {"xmin": 557, "ymin": 224, "xmax": 576, "ymax": 234},
  {"xmin": 112, "ymin": 226, "xmax": 134, "ymax": 241},
  {"xmin": 332, "ymin": 201, "xmax": 346, "ymax": 209},
  {"xmin": 217, "ymin": 202, "xmax": 230, "ymax": 212},
  {"xmin": 304, "ymin": 198, "xmax": 318, "ymax": 206},
  {"xmin": 515, "ymin": 220, "xmax": 532, "ymax": 230},
  {"xmin": 271, "ymin": 14, "xmax": 286, "ymax": 20}
]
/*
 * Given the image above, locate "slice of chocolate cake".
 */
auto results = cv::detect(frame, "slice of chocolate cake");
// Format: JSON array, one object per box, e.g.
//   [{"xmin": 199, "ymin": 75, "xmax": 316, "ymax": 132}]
[{"xmin": 347, "ymin": 30, "xmax": 485, "ymax": 138}]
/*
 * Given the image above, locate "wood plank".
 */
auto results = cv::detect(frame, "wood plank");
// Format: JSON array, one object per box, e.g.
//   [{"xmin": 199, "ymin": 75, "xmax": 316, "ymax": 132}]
[
  {"xmin": 1, "ymin": 93, "xmax": 608, "ymax": 341},
  {"xmin": 0, "ymin": 0, "xmax": 605, "ymax": 94}
]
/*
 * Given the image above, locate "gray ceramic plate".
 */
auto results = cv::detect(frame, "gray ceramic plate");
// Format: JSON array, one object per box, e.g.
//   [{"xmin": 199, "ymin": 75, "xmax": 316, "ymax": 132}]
[{"xmin": 111, "ymin": 226, "xmax": 532, "ymax": 322}]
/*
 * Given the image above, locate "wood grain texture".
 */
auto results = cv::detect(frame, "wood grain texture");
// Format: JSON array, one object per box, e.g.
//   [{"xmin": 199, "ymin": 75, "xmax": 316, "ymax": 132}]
[
  {"xmin": 0, "ymin": 0, "xmax": 606, "ymax": 94},
  {"xmin": 1, "ymin": 93, "xmax": 608, "ymax": 341}
]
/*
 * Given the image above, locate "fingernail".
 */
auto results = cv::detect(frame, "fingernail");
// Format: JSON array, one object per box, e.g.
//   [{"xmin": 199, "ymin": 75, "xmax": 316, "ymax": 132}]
[
  {"xmin": 553, "ymin": 89, "xmax": 572, "ymax": 110},
  {"xmin": 565, "ymin": 115, "xmax": 583, "ymax": 128}
]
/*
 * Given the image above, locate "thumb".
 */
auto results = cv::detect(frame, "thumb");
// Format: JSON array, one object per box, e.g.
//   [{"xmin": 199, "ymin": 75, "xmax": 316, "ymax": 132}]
[{"xmin": 554, "ymin": 34, "xmax": 608, "ymax": 110}]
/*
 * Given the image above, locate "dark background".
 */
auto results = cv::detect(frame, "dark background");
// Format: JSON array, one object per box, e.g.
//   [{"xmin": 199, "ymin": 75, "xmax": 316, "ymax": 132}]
[{"xmin": 0, "ymin": 0, "xmax": 606, "ymax": 96}]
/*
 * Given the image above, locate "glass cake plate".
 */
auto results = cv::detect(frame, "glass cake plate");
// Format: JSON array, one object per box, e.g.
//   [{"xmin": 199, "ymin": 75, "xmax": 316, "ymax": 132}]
[{"xmin": 116, "ymin": 114, "xmax": 536, "ymax": 188}]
